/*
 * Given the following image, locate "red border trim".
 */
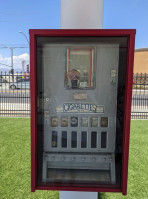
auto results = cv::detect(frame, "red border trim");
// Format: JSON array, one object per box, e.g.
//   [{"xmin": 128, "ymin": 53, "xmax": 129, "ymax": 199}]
[
  {"xmin": 30, "ymin": 29, "xmax": 136, "ymax": 194},
  {"xmin": 30, "ymin": 31, "xmax": 37, "ymax": 192},
  {"xmin": 37, "ymin": 186, "xmax": 121, "ymax": 193},
  {"xmin": 29, "ymin": 29, "xmax": 136, "ymax": 37},
  {"xmin": 121, "ymin": 32, "xmax": 136, "ymax": 195}
]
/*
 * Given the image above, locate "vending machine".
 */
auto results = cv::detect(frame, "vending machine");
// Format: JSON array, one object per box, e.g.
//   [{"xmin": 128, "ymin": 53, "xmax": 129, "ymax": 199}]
[{"xmin": 30, "ymin": 29, "xmax": 136, "ymax": 195}]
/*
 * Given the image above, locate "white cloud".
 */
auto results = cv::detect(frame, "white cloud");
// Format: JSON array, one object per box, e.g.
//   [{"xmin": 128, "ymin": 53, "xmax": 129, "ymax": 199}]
[{"xmin": 0, "ymin": 53, "xmax": 29, "ymax": 72}]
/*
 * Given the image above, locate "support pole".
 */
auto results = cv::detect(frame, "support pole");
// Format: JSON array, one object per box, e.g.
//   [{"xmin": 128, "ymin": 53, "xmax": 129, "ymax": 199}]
[
  {"xmin": 59, "ymin": 191, "xmax": 98, "ymax": 199},
  {"xmin": 61, "ymin": 0, "xmax": 104, "ymax": 29},
  {"xmin": 60, "ymin": 0, "xmax": 104, "ymax": 198}
]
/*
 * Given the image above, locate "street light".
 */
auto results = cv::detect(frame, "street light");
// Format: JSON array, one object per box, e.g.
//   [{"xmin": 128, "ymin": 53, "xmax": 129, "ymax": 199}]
[
  {"xmin": 19, "ymin": 31, "xmax": 30, "ymax": 74},
  {"xmin": 19, "ymin": 30, "xmax": 29, "ymax": 44}
]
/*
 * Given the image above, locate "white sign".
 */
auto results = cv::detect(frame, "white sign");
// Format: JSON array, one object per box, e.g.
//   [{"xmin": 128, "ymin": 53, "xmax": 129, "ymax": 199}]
[{"xmin": 63, "ymin": 103, "xmax": 104, "ymax": 113}]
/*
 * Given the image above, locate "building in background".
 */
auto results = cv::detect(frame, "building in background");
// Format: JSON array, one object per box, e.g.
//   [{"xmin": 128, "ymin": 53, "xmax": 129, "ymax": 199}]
[{"xmin": 134, "ymin": 48, "xmax": 148, "ymax": 73}]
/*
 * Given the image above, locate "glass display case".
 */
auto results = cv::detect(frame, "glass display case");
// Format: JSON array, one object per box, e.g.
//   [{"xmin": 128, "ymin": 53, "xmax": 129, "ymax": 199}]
[{"xmin": 30, "ymin": 29, "xmax": 136, "ymax": 195}]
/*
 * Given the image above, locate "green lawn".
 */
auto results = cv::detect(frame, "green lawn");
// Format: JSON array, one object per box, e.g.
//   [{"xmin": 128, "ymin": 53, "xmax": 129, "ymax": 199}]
[{"xmin": 0, "ymin": 118, "xmax": 148, "ymax": 199}]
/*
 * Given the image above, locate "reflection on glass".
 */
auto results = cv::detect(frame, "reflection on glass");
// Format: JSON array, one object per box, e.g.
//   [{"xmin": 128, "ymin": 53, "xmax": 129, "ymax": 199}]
[{"xmin": 36, "ymin": 35, "xmax": 129, "ymax": 188}]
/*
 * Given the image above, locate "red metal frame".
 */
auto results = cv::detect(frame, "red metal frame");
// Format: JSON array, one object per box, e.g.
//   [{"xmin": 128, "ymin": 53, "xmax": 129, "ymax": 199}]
[
  {"xmin": 30, "ymin": 29, "xmax": 136, "ymax": 195},
  {"xmin": 30, "ymin": 30, "xmax": 37, "ymax": 192}
]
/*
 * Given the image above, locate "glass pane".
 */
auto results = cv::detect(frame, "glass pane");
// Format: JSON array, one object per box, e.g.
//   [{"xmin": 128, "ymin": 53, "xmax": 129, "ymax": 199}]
[{"xmin": 36, "ymin": 35, "xmax": 129, "ymax": 189}]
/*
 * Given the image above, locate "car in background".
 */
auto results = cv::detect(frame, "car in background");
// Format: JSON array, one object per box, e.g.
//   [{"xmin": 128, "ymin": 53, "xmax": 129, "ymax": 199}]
[{"xmin": 10, "ymin": 79, "xmax": 30, "ymax": 89}]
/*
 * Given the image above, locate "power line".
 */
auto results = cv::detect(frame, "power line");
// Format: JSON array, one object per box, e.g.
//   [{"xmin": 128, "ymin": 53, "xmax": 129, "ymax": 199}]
[
  {"xmin": 0, "ymin": 63, "xmax": 11, "ymax": 67},
  {"xmin": 0, "ymin": 47, "xmax": 29, "ymax": 49}
]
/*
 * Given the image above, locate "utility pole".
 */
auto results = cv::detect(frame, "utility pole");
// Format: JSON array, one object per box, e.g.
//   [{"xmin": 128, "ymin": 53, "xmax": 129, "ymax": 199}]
[
  {"xmin": 19, "ymin": 31, "xmax": 30, "ymax": 74},
  {"xmin": 10, "ymin": 47, "xmax": 13, "ymax": 71},
  {"xmin": 22, "ymin": 60, "xmax": 25, "ymax": 74}
]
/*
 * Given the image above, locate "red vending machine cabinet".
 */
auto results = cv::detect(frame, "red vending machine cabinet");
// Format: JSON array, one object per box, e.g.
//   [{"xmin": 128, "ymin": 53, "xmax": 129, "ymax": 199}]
[{"xmin": 30, "ymin": 29, "xmax": 136, "ymax": 195}]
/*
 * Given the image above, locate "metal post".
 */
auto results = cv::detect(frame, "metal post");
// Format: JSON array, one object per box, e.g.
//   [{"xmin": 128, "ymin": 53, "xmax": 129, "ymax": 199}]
[
  {"xmin": 59, "ymin": 191, "xmax": 98, "ymax": 199},
  {"xmin": 10, "ymin": 47, "xmax": 13, "ymax": 70},
  {"xmin": 19, "ymin": 31, "xmax": 30, "ymax": 73},
  {"xmin": 61, "ymin": 0, "xmax": 104, "ymax": 29},
  {"xmin": 60, "ymin": 0, "xmax": 104, "ymax": 199}
]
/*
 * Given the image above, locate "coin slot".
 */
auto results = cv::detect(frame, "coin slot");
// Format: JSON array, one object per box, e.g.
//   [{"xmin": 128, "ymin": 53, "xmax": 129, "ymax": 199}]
[
  {"xmin": 81, "ymin": 131, "xmax": 87, "ymax": 148},
  {"xmin": 71, "ymin": 131, "xmax": 77, "ymax": 148},
  {"xmin": 52, "ymin": 131, "xmax": 57, "ymax": 147},
  {"xmin": 62, "ymin": 131, "xmax": 67, "ymax": 148},
  {"xmin": 101, "ymin": 132, "xmax": 107, "ymax": 148},
  {"xmin": 91, "ymin": 132, "xmax": 97, "ymax": 148}
]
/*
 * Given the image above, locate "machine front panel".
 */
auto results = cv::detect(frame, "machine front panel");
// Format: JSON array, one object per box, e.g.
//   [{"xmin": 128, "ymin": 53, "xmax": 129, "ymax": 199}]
[{"xmin": 36, "ymin": 36, "xmax": 128, "ymax": 188}]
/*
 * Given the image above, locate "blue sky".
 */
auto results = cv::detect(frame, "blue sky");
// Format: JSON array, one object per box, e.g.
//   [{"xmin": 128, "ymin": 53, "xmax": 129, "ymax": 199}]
[{"xmin": 0, "ymin": 0, "xmax": 148, "ymax": 71}]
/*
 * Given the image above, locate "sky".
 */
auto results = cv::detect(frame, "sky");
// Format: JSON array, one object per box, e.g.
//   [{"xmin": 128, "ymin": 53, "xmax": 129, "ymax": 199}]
[{"xmin": 0, "ymin": 0, "xmax": 148, "ymax": 72}]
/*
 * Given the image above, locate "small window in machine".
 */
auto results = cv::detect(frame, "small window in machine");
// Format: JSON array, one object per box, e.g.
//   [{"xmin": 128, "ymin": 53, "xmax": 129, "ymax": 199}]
[{"xmin": 65, "ymin": 47, "xmax": 96, "ymax": 89}]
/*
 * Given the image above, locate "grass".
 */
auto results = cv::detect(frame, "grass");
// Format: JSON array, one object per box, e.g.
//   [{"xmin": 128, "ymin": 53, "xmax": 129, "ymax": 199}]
[
  {"xmin": 101, "ymin": 120, "xmax": 148, "ymax": 199},
  {"xmin": 0, "ymin": 118, "xmax": 58, "ymax": 199},
  {"xmin": 0, "ymin": 118, "xmax": 148, "ymax": 199}
]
